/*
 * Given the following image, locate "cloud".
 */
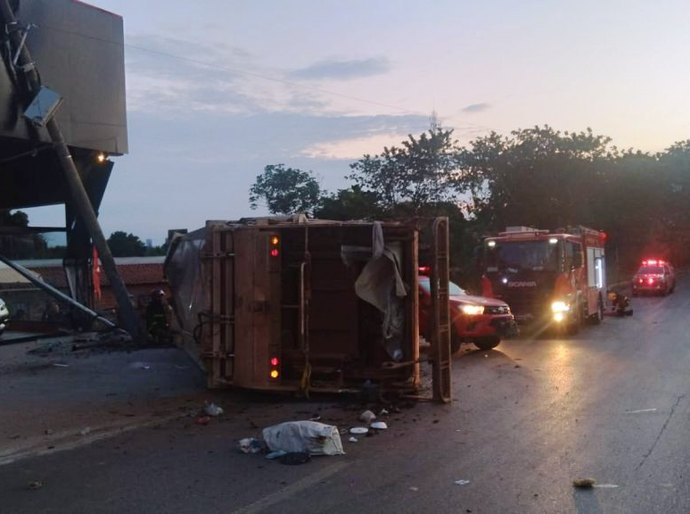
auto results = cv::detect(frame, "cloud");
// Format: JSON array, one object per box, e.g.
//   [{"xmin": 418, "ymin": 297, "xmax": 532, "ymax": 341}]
[
  {"xmin": 462, "ymin": 103, "xmax": 491, "ymax": 113},
  {"xmin": 289, "ymin": 57, "xmax": 391, "ymax": 81},
  {"xmin": 124, "ymin": 34, "xmax": 364, "ymax": 117}
]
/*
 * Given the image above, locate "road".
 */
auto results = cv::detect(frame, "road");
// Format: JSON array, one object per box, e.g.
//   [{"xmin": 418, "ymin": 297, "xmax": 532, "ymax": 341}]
[{"xmin": 2, "ymin": 275, "xmax": 690, "ymax": 513}]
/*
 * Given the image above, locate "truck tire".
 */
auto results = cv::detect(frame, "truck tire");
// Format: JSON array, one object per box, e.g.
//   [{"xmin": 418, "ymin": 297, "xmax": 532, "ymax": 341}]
[
  {"xmin": 473, "ymin": 336, "xmax": 500, "ymax": 351},
  {"xmin": 588, "ymin": 295, "xmax": 604, "ymax": 325},
  {"xmin": 567, "ymin": 302, "xmax": 583, "ymax": 335}
]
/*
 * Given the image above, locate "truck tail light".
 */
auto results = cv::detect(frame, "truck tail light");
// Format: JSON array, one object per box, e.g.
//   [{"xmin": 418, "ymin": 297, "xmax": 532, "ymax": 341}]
[
  {"xmin": 269, "ymin": 356, "xmax": 280, "ymax": 380},
  {"xmin": 270, "ymin": 235, "xmax": 280, "ymax": 257}
]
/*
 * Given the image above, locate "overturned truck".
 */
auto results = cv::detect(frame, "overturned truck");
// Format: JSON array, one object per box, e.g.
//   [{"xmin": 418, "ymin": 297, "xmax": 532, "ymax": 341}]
[{"xmin": 165, "ymin": 217, "xmax": 452, "ymax": 401}]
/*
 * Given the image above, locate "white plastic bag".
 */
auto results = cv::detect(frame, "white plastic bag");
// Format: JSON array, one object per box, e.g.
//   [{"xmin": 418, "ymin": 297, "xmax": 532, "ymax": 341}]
[{"xmin": 262, "ymin": 421, "xmax": 345, "ymax": 456}]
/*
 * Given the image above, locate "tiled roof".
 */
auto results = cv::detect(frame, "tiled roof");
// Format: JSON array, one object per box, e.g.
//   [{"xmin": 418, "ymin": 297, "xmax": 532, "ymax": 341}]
[{"xmin": 11, "ymin": 257, "xmax": 165, "ymax": 288}]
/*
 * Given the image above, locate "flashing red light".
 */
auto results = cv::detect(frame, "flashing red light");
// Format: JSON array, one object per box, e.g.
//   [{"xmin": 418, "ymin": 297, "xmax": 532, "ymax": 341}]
[
  {"xmin": 270, "ymin": 248, "xmax": 279, "ymax": 258},
  {"xmin": 270, "ymin": 357, "xmax": 279, "ymax": 367}
]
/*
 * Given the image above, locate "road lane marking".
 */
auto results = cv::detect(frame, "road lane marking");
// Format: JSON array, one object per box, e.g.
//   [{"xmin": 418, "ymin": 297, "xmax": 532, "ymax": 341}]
[{"xmin": 233, "ymin": 460, "xmax": 351, "ymax": 514}]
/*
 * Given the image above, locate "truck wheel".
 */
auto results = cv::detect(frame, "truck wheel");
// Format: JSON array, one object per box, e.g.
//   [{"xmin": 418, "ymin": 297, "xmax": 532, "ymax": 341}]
[
  {"xmin": 567, "ymin": 304, "xmax": 583, "ymax": 335},
  {"xmin": 474, "ymin": 336, "xmax": 500, "ymax": 351},
  {"xmin": 588, "ymin": 296, "xmax": 604, "ymax": 325}
]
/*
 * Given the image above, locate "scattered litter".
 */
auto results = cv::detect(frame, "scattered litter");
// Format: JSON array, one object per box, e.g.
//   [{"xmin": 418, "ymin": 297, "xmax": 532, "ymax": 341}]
[
  {"xmin": 379, "ymin": 408, "xmax": 389, "ymax": 416},
  {"xmin": 409, "ymin": 486, "xmax": 419, "ymax": 492},
  {"xmin": 263, "ymin": 421, "xmax": 344, "ymax": 456},
  {"xmin": 348, "ymin": 437, "xmax": 358, "ymax": 443},
  {"xmin": 27, "ymin": 481, "xmax": 43, "ymax": 490},
  {"xmin": 204, "ymin": 402, "xmax": 224, "ymax": 417},
  {"xmin": 279, "ymin": 451, "xmax": 311, "ymax": 465},
  {"xmin": 265, "ymin": 450, "xmax": 287, "ymax": 460},
  {"xmin": 350, "ymin": 427, "xmax": 369, "ymax": 435},
  {"xmin": 79, "ymin": 427, "xmax": 91, "ymax": 436},
  {"xmin": 238, "ymin": 438, "xmax": 265, "ymax": 454},
  {"xmin": 359, "ymin": 410, "xmax": 377, "ymax": 423},
  {"xmin": 454, "ymin": 480, "xmax": 471, "ymax": 486},
  {"xmin": 310, "ymin": 414, "xmax": 321, "ymax": 421},
  {"xmin": 625, "ymin": 408, "xmax": 657, "ymax": 414},
  {"xmin": 52, "ymin": 363, "xmax": 69, "ymax": 368},
  {"xmin": 129, "ymin": 362, "xmax": 151, "ymax": 370},
  {"xmin": 573, "ymin": 478, "xmax": 596, "ymax": 489},
  {"xmin": 195, "ymin": 416, "xmax": 211, "ymax": 426},
  {"xmin": 370, "ymin": 421, "xmax": 388, "ymax": 430},
  {"xmin": 593, "ymin": 484, "xmax": 619, "ymax": 489}
]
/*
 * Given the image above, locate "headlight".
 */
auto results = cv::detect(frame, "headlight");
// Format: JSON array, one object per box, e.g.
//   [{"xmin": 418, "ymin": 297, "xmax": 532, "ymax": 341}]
[
  {"xmin": 461, "ymin": 304, "xmax": 484, "ymax": 315},
  {"xmin": 551, "ymin": 301, "xmax": 570, "ymax": 313}
]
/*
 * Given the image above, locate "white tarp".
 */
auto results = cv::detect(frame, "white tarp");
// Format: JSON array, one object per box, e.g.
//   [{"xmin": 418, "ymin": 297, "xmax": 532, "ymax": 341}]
[{"xmin": 262, "ymin": 421, "xmax": 345, "ymax": 456}]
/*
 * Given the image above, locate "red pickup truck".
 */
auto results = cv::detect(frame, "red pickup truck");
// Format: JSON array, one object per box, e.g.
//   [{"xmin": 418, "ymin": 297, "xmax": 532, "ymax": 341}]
[{"xmin": 419, "ymin": 276, "xmax": 518, "ymax": 353}]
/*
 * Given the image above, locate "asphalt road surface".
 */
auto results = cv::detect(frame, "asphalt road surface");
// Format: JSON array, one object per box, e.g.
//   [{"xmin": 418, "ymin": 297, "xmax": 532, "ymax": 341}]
[{"xmin": 2, "ymin": 274, "xmax": 690, "ymax": 513}]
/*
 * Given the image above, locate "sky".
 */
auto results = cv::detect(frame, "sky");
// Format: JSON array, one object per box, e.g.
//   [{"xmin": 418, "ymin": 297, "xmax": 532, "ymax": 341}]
[{"xmin": 28, "ymin": 0, "xmax": 690, "ymax": 245}]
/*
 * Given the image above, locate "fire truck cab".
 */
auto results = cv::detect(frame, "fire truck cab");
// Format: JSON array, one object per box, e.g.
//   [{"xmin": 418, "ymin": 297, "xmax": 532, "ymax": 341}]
[{"xmin": 481, "ymin": 226, "xmax": 607, "ymax": 333}]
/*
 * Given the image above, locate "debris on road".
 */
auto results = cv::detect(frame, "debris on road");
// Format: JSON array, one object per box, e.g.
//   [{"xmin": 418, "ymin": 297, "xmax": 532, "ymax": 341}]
[
  {"xmin": 573, "ymin": 478, "xmax": 596, "ymax": 488},
  {"xmin": 348, "ymin": 436, "xmax": 358, "ymax": 443},
  {"xmin": 263, "ymin": 421, "xmax": 344, "ymax": 456},
  {"xmin": 27, "ymin": 481, "xmax": 43, "ymax": 490},
  {"xmin": 52, "ymin": 363, "xmax": 69, "ymax": 368},
  {"xmin": 625, "ymin": 408, "xmax": 657, "ymax": 414},
  {"xmin": 265, "ymin": 450, "xmax": 287, "ymax": 460},
  {"xmin": 195, "ymin": 416, "xmax": 211, "ymax": 426},
  {"xmin": 359, "ymin": 410, "xmax": 377, "ymax": 423},
  {"xmin": 370, "ymin": 421, "xmax": 388, "ymax": 430},
  {"xmin": 454, "ymin": 479, "xmax": 471, "ymax": 486},
  {"xmin": 203, "ymin": 402, "xmax": 224, "ymax": 417},
  {"xmin": 350, "ymin": 427, "xmax": 368, "ymax": 435},
  {"xmin": 79, "ymin": 427, "xmax": 91, "ymax": 436},
  {"xmin": 238, "ymin": 438, "xmax": 265, "ymax": 454},
  {"xmin": 279, "ymin": 451, "xmax": 311, "ymax": 465}
]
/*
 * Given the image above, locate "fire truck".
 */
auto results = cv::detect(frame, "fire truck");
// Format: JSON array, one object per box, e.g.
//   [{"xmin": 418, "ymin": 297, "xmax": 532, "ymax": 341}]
[{"xmin": 480, "ymin": 226, "xmax": 607, "ymax": 333}]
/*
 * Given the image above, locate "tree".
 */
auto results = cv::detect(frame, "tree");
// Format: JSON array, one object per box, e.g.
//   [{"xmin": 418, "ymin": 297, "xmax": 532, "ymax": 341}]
[
  {"xmin": 314, "ymin": 185, "xmax": 382, "ymax": 220},
  {"xmin": 107, "ymin": 231, "xmax": 146, "ymax": 257},
  {"xmin": 455, "ymin": 126, "xmax": 618, "ymax": 232},
  {"xmin": 348, "ymin": 128, "xmax": 462, "ymax": 214},
  {"xmin": 249, "ymin": 164, "xmax": 322, "ymax": 215}
]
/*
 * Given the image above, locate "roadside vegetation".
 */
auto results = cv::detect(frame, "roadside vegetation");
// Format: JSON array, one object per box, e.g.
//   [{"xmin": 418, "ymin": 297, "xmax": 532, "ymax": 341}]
[{"xmin": 249, "ymin": 125, "xmax": 690, "ymax": 284}]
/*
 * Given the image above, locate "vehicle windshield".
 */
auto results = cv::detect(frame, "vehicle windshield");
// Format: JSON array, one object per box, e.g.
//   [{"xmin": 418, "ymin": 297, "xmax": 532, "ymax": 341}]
[
  {"xmin": 637, "ymin": 266, "xmax": 664, "ymax": 274},
  {"xmin": 419, "ymin": 276, "xmax": 466, "ymax": 296},
  {"xmin": 486, "ymin": 240, "xmax": 558, "ymax": 272}
]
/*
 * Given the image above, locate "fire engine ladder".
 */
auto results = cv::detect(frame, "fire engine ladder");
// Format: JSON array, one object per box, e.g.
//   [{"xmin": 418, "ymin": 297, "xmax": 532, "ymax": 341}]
[{"xmin": 430, "ymin": 217, "xmax": 452, "ymax": 403}]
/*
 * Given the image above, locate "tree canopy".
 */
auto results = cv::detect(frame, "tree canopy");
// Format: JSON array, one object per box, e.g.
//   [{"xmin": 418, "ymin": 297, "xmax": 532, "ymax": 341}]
[
  {"xmin": 249, "ymin": 164, "xmax": 321, "ymax": 215},
  {"xmin": 107, "ymin": 231, "xmax": 147, "ymax": 257}
]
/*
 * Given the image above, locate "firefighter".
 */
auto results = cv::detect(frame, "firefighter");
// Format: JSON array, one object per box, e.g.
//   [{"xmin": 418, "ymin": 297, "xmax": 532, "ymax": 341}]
[
  {"xmin": 146, "ymin": 289, "xmax": 170, "ymax": 343},
  {"xmin": 608, "ymin": 290, "xmax": 633, "ymax": 317}
]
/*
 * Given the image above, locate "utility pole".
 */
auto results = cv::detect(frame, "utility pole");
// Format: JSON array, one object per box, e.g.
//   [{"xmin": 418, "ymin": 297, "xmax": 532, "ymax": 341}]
[{"xmin": 0, "ymin": 1, "xmax": 142, "ymax": 340}]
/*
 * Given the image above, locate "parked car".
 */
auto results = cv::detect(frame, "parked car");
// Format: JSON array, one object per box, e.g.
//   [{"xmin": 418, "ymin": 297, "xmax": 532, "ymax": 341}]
[
  {"xmin": 0, "ymin": 297, "xmax": 9, "ymax": 336},
  {"xmin": 418, "ymin": 275, "xmax": 518, "ymax": 353},
  {"xmin": 632, "ymin": 259, "xmax": 676, "ymax": 296}
]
